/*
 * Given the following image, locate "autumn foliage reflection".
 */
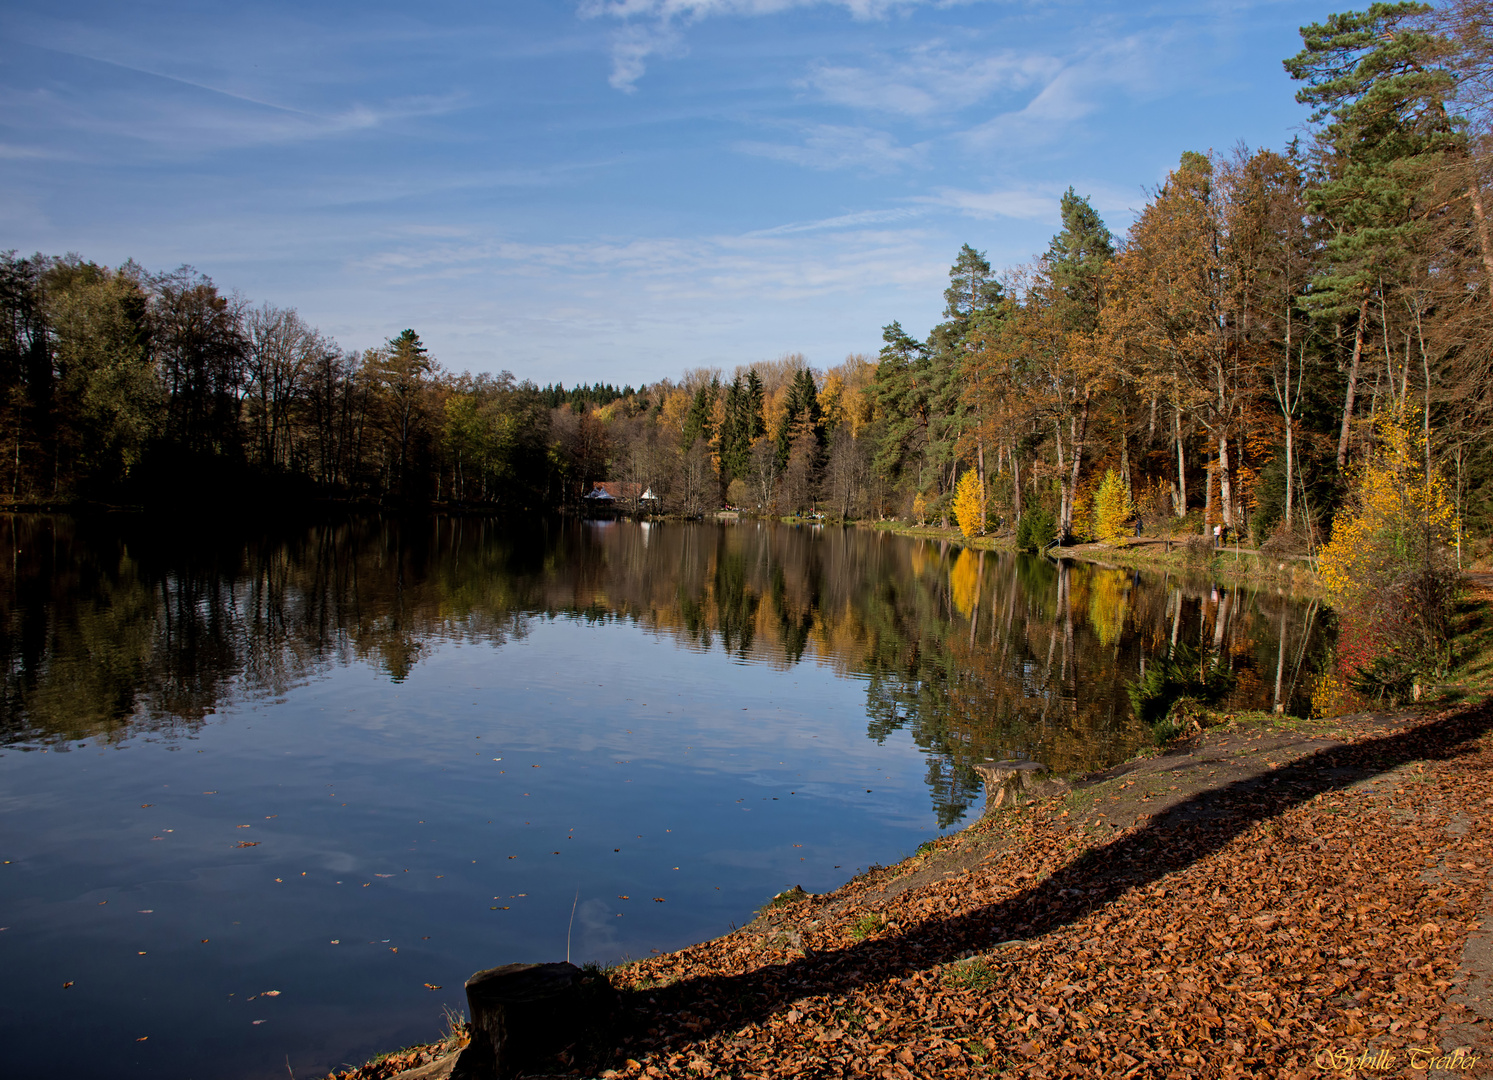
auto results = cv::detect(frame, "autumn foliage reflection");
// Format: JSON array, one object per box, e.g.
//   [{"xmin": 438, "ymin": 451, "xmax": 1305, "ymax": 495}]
[{"xmin": 0, "ymin": 516, "xmax": 1328, "ymax": 822}]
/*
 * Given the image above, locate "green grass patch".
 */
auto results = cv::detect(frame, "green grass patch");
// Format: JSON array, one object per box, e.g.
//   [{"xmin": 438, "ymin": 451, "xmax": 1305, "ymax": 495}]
[
  {"xmin": 945, "ymin": 955, "xmax": 1000, "ymax": 990},
  {"xmin": 850, "ymin": 914, "xmax": 886, "ymax": 941}
]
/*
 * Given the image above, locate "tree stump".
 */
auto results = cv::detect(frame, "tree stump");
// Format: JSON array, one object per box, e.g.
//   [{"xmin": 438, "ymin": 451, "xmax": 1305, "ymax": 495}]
[
  {"xmin": 451, "ymin": 961, "xmax": 611, "ymax": 1079},
  {"xmin": 972, "ymin": 760, "xmax": 1067, "ymax": 812}
]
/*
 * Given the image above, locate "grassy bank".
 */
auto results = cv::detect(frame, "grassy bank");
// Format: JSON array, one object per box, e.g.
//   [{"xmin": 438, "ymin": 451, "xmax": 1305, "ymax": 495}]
[{"xmin": 855, "ymin": 518, "xmax": 1321, "ymax": 594}]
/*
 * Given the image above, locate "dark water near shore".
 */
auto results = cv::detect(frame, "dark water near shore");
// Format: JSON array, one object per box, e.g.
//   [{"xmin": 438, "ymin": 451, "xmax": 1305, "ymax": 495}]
[{"xmin": 0, "ymin": 514, "xmax": 1329, "ymax": 1079}]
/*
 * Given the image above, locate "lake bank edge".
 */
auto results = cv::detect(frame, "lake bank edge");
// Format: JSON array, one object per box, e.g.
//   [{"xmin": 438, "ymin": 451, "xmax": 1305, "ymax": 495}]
[{"xmin": 325, "ymin": 689, "xmax": 1493, "ymax": 1078}]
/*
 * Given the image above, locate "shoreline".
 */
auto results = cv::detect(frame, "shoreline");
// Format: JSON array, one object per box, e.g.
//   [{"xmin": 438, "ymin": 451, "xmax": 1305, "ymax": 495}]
[
  {"xmin": 322, "ymin": 544, "xmax": 1493, "ymax": 1079},
  {"xmin": 854, "ymin": 519, "xmax": 1323, "ymax": 595},
  {"xmin": 327, "ymin": 699, "xmax": 1493, "ymax": 1079}
]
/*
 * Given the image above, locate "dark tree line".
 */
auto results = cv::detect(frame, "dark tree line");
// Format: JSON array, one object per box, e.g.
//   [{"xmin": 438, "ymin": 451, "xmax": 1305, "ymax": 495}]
[{"xmin": 0, "ymin": 255, "xmax": 564, "ymax": 508}]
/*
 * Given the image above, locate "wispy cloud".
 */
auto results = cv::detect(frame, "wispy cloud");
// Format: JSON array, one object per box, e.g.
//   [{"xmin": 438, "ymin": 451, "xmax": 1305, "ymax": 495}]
[
  {"xmin": 3, "ymin": 45, "xmax": 463, "ymax": 156},
  {"xmin": 0, "ymin": 142, "xmax": 69, "ymax": 161},
  {"xmin": 806, "ymin": 43, "xmax": 1063, "ymax": 117},
  {"xmin": 960, "ymin": 31, "xmax": 1176, "ymax": 148},
  {"xmin": 918, "ymin": 186, "xmax": 1059, "ymax": 220},
  {"xmin": 746, "ymin": 206, "xmax": 926, "ymax": 236},
  {"xmin": 578, "ymin": 0, "xmax": 937, "ymax": 90},
  {"xmin": 921, "ymin": 180, "xmax": 1144, "ymax": 227},
  {"xmin": 349, "ymin": 219, "xmax": 943, "ymax": 304},
  {"xmin": 734, "ymin": 123, "xmax": 922, "ymax": 172}
]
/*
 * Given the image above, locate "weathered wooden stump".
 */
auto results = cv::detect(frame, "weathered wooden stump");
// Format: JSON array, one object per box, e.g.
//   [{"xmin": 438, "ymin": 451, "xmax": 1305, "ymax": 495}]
[
  {"xmin": 451, "ymin": 961, "xmax": 611, "ymax": 1079},
  {"xmin": 972, "ymin": 760, "xmax": 1067, "ymax": 813}
]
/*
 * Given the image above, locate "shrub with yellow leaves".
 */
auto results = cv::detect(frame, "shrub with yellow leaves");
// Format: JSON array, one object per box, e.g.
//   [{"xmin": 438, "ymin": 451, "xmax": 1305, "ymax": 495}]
[
  {"xmin": 1092, "ymin": 468, "xmax": 1135, "ymax": 543},
  {"xmin": 953, "ymin": 469, "xmax": 985, "ymax": 538},
  {"xmin": 1317, "ymin": 406, "xmax": 1461, "ymax": 698}
]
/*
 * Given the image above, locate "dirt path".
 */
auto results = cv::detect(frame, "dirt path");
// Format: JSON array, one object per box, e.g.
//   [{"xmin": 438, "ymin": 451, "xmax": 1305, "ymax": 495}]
[{"xmin": 338, "ymin": 705, "xmax": 1493, "ymax": 1079}]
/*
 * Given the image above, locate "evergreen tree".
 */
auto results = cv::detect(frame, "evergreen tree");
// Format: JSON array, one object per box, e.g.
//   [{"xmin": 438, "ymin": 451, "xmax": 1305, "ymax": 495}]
[
  {"xmin": 871, "ymin": 320, "xmax": 931, "ymax": 494},
  {"xmin": 1285, "ymin": 2, "xmax": 1460, "ymax": 470}
]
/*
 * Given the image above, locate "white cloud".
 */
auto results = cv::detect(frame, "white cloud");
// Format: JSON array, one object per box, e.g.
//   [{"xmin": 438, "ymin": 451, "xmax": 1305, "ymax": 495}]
[
  {"xmin": 1, "ymin": 46, "xmax": 464, "ymax": 156},
  {"xmin": 578, "ymin": 0, "xmax": 938, "ymax": 90},
  {"xmin": 806, "ymin": 44, "xmax": 1063, "ymax": 117},
  {"xmin": 918, "ymin": 186, "xmax": 1059, "ymax": 220},
  {"xmin": 960, "ymin": 31, "xmax": 1175, "ymax": 148},
  {"xmin": 746, "ymin": 206, "xmax": 925, "ymax": 236},
  {"xmin": 921, "ymin": 180, "xmax": 1144, "ymax": 229},
  {"xmin": 348, "ymin": 219, "xmax": 944, "ymax": 310},
  {"xmin": 734, "ymin": 123, "xmax": 921, "ymax": 172}
]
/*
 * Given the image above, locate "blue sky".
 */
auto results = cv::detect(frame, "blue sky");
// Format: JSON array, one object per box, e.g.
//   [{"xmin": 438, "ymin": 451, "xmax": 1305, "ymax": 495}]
[{"xmin": 2, "ymin": 0, "xmax": 1337, "ymax": 386}]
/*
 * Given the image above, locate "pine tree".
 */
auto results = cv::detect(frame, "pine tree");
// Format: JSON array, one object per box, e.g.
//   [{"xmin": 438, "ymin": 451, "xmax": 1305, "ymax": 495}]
[{"xmin": 1285, "ymin": 3, "xmax": 1461, "ymax": 470}]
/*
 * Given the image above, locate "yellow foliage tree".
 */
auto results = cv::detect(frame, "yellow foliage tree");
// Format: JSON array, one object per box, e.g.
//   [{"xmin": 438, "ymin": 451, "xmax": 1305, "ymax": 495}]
[
  {"xmin": 912, "ymin": 491, "xmax": 929, "ymax": 526},
  {"xmin": 953, "ymin": 468, "xmax": 985, "ymax": 538},
  {"xmin": 1318, "ymin": 406, "xmax": 1461, "ymax": 689},
  {"xmin": 1092, "ymin": 469, "xmax": 1134, "ymax": 542}
]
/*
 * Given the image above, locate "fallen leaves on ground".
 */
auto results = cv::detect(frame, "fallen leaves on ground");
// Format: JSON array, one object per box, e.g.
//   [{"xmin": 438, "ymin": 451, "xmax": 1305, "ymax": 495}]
[{"xmin": 328, "ymin": 706, "xmax": 1493, "ymax": 1080}]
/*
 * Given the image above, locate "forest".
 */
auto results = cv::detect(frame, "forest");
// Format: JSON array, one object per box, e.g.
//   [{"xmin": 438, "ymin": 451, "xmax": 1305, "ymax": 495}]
[{"xmin": 2, "ymin": 2, "xmax": 1491, "ymax": 559}]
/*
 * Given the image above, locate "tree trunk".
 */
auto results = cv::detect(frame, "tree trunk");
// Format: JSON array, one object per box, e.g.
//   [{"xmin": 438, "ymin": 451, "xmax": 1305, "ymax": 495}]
[
  {"xmin": 1470, "ymin": 179, "xmax": 1493, "ymax": 308},
  {"xmin": 1010, "ymin": 440, "xmax": 1024, "ymax": 522},
  {"xmin": 1060, "ymin": 392, "xmax": 1091, "ymax": 542},
  {"xmin": 1174, "ymin": 408, "xmax": 1187, "ymax": 517},
  {"xmin": 1053, "ymin": 417, "xmax": 1067, "ymax": 535},
  {"xmin": 1203, "ymin": 453, "xmax": 1214, "ymax": 536},
  {"xmin": 1336, "ymin": 296, "xmax": 1371, "ymax": 473},
  {"xmin": 1218, "ymin": 432, "xmax": 1233, "ymax": 532},
  {"xmin": 1283, "ymin": 419, "xmax": 1295, "ymax": 530},
  {"xmin": 976, "ymin": 439, "xmax": 987, "ymax": 528}
]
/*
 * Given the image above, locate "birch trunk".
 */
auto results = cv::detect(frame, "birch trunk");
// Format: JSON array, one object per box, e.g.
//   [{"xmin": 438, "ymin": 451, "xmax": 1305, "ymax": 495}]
[{"xmin": 1336, "ymin": 296, "xmax": 1371, "ymax": 473}]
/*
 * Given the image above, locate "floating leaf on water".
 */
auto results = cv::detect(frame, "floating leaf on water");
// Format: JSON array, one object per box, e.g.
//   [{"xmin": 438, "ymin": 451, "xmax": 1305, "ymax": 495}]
[
  {"xmin": 424, "ymin": 983, "xmax": 442, "ymax": 990},
  {"xmin": 136, "ymin": 1036, "xmax": 148, "ymax": 1042},
  {"xmin": 63, "ymin": 981, "xmax": 73, "ymax": 989},
  {"xmin": 234, "ymin": 841, "xmax": 260, "ymax": 848},
  {"xmin": 653, "ymin": 898, "xmax": 666, "ymax": 902},
  {"xmin": 261, "ymin": 990, "xmax": 281, "ymax": 997}
]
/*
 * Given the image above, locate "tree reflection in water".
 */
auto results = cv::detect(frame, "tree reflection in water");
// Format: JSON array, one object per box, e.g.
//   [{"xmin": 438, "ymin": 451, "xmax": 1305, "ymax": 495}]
[{"xmin": 0, "ymin": 515, "xmax": 1329, "ymax": 823}]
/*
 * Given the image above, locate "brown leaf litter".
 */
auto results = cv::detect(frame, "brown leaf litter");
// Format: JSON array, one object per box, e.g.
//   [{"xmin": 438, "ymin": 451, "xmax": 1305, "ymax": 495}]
[{"xmin": 329, "ymin": 704, "xmax": 1493, "ymax": 1079}]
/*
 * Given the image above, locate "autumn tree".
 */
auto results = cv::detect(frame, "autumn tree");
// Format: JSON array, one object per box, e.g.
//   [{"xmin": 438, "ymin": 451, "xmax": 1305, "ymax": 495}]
[
  {"xmin": 1318, "ymin": 405, "xmax": 1461, "ymax": 693},
  {"xmin": 952, "ymin": 468, "xmax": 985, "ymax": 537}
]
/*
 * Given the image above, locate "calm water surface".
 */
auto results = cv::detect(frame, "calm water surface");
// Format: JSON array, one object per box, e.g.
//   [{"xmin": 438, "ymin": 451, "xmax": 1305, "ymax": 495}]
[{"xmin": 0, "ymin": 514, "xmax": 1329, "ymax": 1079}]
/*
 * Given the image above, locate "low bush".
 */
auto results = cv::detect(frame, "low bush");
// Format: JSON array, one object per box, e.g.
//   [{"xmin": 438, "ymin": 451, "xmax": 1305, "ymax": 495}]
[
  {"xmin": 1016, "ymin": 506, "xmax": 1057, "ymax": 552},
  {"xmin": 1126, "ymin": 644, "xmax": 1237, "ymax": 727}
]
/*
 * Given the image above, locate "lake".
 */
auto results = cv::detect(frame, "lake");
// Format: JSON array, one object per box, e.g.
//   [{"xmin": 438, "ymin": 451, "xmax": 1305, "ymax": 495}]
[{"xmin": 0, "ymin": 513, "xmax": 1329, "ymax": 1079}]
